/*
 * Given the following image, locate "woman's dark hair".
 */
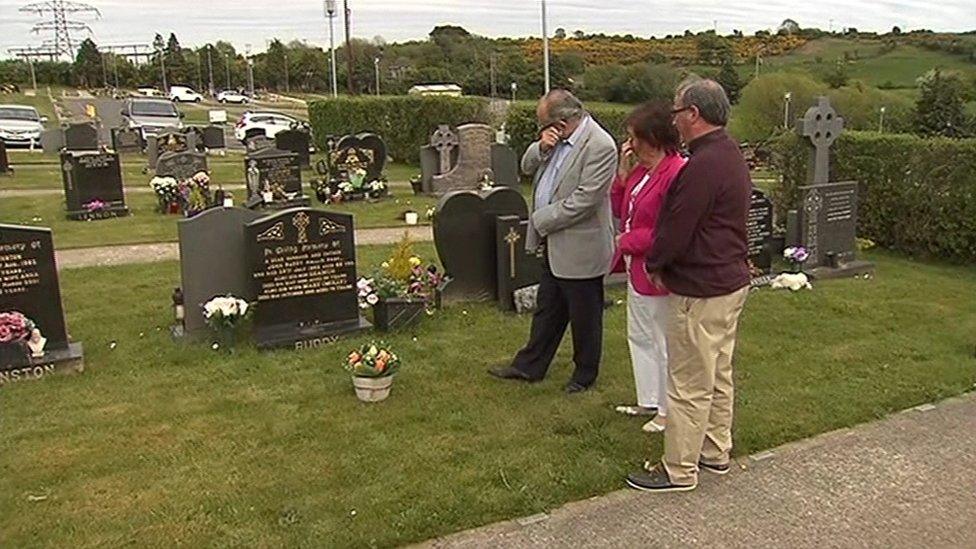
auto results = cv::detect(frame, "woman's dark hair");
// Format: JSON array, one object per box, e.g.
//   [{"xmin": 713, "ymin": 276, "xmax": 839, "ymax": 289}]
[{"xmin": 625, "ymin": 101, "xmax": 681, "ymax": 154}]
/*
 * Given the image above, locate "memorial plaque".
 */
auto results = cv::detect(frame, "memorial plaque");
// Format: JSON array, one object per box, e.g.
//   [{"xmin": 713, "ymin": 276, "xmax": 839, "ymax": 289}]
[
  {"xmin": 202, "ymin": 126, "xmax": 226, "ymax": 151},
  {"xmin": 157, "ymin": 151, "xmax": 208, "ymax": 181},
  {"xmin": 0, "ymin": 140, "xmax": 9, "ymax": 175},
  {"xmin": 60, "ymin": 151, "xmax": 130, "ymax": 220},
  {"xmin": 747, "ymin": 189, "xmax": 774, "ymax": 276},
  {"xmin": 434, "ymin": 187, "xmax": 529, "ymax": 302},
  {"xmin": 63, "ymin": 122, "xmax": 99, "ymax": 151},
  {"xmin": 275, "ymin": 129, "xmax": 312, "ymax": 168},
  {"xmin": 0, "ymin": 224, "xmax": 84, "ymax": 385},
  {"xmin": 495, "ymin": 215, "xmax": 543, "ymax": 311},
  {"xmin": 111, "ymin": 128, "xmax": 143, "ymax": 153},
  {"xmin": 244, "ymin": 148, "xmax": 303, "ymax": 199},
  {"xmin": 178, "ymin": 208, "xmax": 263, "ymax": 336},
  {"xmin": 246, "ymin": 208, "xmax": 369, "ymax": 349}
]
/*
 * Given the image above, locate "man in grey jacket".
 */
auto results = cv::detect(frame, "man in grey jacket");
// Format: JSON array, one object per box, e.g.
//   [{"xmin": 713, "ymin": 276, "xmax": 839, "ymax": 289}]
[{"xmin": 489, "ymin": 90, "xmax": 618, "ymax": 393}]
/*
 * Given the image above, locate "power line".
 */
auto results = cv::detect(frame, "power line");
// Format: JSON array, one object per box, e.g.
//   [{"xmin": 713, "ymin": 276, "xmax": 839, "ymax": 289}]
[{"xmin": 19, "ymin": 0, "xmax": 101, "ymax": 60}]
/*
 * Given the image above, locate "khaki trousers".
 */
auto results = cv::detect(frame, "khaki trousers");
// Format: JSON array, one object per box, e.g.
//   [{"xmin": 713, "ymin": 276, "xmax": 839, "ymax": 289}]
[{"xmin": 662, "ymin": 286, "xmax": 749, "ymax": 485}]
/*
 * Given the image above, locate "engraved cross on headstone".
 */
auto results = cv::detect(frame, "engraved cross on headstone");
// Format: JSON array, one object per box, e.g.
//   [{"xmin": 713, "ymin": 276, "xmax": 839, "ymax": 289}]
[
  {"xmin": 797, "ymin": 96, "xmax": 844, "ymax": 184},
  {"xmin": 430, "ymin": 125, "xmax": 459, "ymax": 174},
  {"xmin": 293, "ymin": 211, "xmax": 310, "ymax": 244},
  {"xmin": 504, "ymin": 227, "xmax": 521, "ymax": 279}
]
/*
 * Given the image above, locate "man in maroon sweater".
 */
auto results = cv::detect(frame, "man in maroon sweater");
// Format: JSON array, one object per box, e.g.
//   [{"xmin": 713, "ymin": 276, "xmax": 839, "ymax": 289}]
[{"xmin": 626, "ymin": 78, "xmax": 752, "ymax": 493}]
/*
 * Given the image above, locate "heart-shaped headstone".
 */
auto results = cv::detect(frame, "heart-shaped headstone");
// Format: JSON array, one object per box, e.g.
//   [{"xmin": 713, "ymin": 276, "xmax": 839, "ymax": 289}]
[
  {"xmin": 331, "ymin": 133, "xmax": 387, "ymax": 181},
  {"xmin": 433, "ymin": 187, "xmax": 528, "ymax": 302}
]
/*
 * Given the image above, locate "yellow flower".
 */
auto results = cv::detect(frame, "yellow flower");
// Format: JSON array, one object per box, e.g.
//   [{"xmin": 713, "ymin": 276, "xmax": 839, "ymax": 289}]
[
  {"xmin": 381, "ymin": 261, "xmax": 390, "ymax": 269},
  {"xmin": 409, "ymin": 256, "xmax": 422, "ymax": 267}
]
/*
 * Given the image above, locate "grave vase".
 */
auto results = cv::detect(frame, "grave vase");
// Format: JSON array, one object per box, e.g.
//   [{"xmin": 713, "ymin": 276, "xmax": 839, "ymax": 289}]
[
  {"xmin": 0, "ymin": 341, "xmax": 30, "ymax": 369},
  {"xmin": 352, "ymin": 374, "xmax": 395, "ymax": 402},
  {"xmin": 373, "ymin": 297, "xmax": 426, "ymax": 332},
  {"xmin": 212, "ymin": 327, "xmax": 238, "ymax": 353}
]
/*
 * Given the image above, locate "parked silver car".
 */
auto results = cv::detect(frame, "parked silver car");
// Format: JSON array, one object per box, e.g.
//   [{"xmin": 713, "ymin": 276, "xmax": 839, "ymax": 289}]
[
  {"xmin": 0, "ymin": 104, "xmax": 47, "ymax": 147},
  {"xmin": 120, "ymin": 98, "xmax": 183, "ymax": 140}
]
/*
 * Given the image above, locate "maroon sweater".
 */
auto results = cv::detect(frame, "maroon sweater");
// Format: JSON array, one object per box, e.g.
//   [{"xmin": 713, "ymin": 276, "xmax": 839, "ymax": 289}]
[{"xmin": 644, "ymin": 129, "xmax": 751, "ymax": 298}]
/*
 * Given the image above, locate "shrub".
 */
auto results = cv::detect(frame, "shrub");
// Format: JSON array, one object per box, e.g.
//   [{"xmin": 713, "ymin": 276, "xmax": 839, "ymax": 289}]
[
  {"xmin": 731, "ymin": 72, "xmax": 828, "ymax": 143},
  {"xmin": 308, "ymin": 95, "xmax": 490, "ymax": 164},
  {"xmin": 771, "ymin": 131, "xmax": 976, "ymax": 263},
  {"xmin": 826, "ymin": 82, "xmax": 915, "ymax": 134}
]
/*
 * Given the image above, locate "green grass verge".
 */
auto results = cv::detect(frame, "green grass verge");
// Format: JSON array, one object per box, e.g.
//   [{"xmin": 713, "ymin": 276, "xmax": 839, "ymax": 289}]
[{"xmin": 0, "ymin": 249, "xmax": 974, "ymax": 546}]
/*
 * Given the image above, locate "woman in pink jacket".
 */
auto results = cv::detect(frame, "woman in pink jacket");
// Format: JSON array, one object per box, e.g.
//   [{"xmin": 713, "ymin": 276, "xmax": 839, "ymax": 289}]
[{"xmin": 610, "ymin": 101, "xmax": 686, "ymax": 433}]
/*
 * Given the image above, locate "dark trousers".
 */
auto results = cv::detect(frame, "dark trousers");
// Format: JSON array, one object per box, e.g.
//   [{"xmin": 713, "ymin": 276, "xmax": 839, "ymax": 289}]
[{"xmin": 511, "ymin": 256, "xmax": 605, "ymax": 386}]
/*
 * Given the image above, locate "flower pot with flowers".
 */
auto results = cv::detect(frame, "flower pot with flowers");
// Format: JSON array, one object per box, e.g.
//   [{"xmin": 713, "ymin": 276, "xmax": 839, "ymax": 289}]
[
  {"xmin": 0, "ymin": 311, "xmax": 39, "ymax": 367},
  {"xmin": 345, "ymin": 342, "xmax": 400, "ymax": 402},
  {"xmin": 771, "ymin": 246, "xmax": 813, "ymax": 292},
  {"xmin": 357, "ymin": 234, "xmax": 447, "ymax": 331},
  {"xmin": 202, "ymin": 295, "xmax": 251, "ymax": 352}
]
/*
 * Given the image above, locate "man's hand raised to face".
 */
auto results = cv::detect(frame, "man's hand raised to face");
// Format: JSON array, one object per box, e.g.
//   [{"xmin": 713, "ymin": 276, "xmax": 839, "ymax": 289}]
[{"xmin": 539, "ymin": 123, "xmax": 564, "ymax": 154}]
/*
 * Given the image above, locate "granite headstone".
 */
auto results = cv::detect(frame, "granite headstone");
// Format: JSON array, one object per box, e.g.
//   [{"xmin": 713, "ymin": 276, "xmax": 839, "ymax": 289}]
[
  {"xmin": 275, "ymin": 129, "xmax": 312, "ymax": 168},
  {"xmin": 60, "ymin": 151, "xmax": 130, "ymax": 220},
  {"xmin": 63, "ymin": 122, "xmax": 99, "ymax": 151},
  {"xmin": 246, "ymin": 208, "xmax": 370, "ymax": 349},
  {"xmin": 495, "ymin": 215, "xmax": 543, "ymax": 311},
  {"xmin": 157, "ymin": 151, "xmax": 209, "ymax": 181}
]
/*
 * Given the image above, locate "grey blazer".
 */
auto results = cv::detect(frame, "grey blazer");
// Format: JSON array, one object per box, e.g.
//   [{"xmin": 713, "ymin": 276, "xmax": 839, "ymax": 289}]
[{"xmin": 523, "ymin": 116, "xmax": 618, "ymax": 279}]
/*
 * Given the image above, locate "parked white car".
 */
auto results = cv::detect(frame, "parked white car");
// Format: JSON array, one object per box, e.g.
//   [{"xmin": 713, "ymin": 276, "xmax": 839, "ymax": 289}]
[
  {"xmin": 0, "ymin": 104, "xmax": 47, "ymax": 147},
  {"xmin": 216, "ymin": 90, "xmax": 250, "ymax": 104},
  {"xmin": 234, "ymin": 111, "xmax": 301, "ymax": 142},
  {"xmin": 169, "ymin": 85, "xmax": 204, "ymax": 103}
]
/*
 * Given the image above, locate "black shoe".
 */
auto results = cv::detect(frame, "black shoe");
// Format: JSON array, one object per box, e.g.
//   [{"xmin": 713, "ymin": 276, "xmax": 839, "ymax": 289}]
[
  {"xmin": 487, "ymin": 366, "xmax": 537, "ymax": 382},
  {"xmin": 698, "ymin": 460, "xmax": 731, "ymax": 475},
  {"xmin": 564, "ymin": 381, "xmax": 590, "ymax": 394},
  {"xmin": 626, "ymin": 464, "xmax": 696, "ymax": 493}
]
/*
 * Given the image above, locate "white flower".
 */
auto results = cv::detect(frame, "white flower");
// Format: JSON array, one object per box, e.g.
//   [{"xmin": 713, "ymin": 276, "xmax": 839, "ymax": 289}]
[
  {"xmin": 367, "ymin": 345, "xmax": 378, "ymax": 358},
  {"xmin": 771, "ymin": 273, "xmax": 812, "ymax": 292},
  {"xmin": 366, "ymin": 294, "xmax": 379, "ymax": 306}
]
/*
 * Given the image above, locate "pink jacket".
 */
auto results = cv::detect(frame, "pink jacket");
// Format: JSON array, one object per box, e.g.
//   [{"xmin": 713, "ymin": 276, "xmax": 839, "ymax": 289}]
[{"xmin": 609, "ymin": 154, "xmax": 687, "ymax": 296}]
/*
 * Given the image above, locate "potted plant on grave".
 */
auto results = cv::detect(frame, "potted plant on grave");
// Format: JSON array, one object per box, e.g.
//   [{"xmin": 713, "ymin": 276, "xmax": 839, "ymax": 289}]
[
  {"xmin": 356, "ymin": 234, "xmax": 446, "ymax": 331},
  {"xmin": 771, "ymin": 246, "xmax": 813, "ymax": 292},
  {"xmin": 0, "ymin": 311, "xmax": 37, "ymax": 365},
  {"xmin": 202, "ymin": 295, "xmax": 251, "ymax": 352},
  {"xmin": 150, "ymin": 176, "xmax": 180, "ymax": 213},
  {"xmin": 344, "ymin": 341, "xmax": 400, "ymax": 402}
]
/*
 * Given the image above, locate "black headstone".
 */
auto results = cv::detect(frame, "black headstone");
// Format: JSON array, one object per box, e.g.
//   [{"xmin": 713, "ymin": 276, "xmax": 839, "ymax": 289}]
[
  {"xmin": 495, "ymin": 215, "xmax": 543, "ymax": 311},
  {"xmin": 747, "ymin": 189, "xmax": 774, "ymax": 278},
  {"xmin": 0, "ymin": 224, "xmax": 84, "ymax": 385},
  {"xmin": 63, "ymin": 123, "xmax": 99, "ymax": 151},
  {"xmin": 157, "ymin": 151, "xmax": 208, "ymax": 181},
  {"xmin": 797, "ymin": 181, "xmax": 859, "ymax": 269},
  {"xmin": 202, "ymin": 126, "xmax": 226, "ymax": 150},
  {"xmin": 111, "ymin": 127, "xmax": 143, "ymax": 153},
  {"xmin": 178, "ymin": 208, "xmax": 264, "ymax": 336},
  {"xmin": 246, "ymin": 208, "xmax": 369, "ymax": 349},
  {"xmin": 60, "ymin": 151, "xmax": 130, "ymax": 220},
  {"xmin": 433, "ymin": 187, "xmax": 529, "ymax": 302},
  {"xmin": 275, "ymin": 129, "xmax": 312, "ymax": 168},
  {"xmin": 331, "ymin": 133, "xmax": 387, "ymax": 182},
  {"xmin": 0, "ymin": 140, "xmax": 8, "ymax": 175},
  {"xmin": 491, "ymin": 144, "xmax": 520, "ymax": 188},
  {"xmin": 244, "ymin": 148, "xmax": 303, "ymax": 199}
]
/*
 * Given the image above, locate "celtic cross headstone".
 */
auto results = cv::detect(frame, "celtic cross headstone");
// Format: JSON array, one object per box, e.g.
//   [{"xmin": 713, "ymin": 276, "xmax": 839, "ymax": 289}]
[{"xmin": 431, "ymin": 125, "xmax": 459, "ymax": 174}]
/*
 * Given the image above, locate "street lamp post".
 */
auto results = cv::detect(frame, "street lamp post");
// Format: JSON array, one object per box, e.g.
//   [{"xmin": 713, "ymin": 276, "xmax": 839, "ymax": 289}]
[
  {"xmin": 373, "ymin": 57, "xmax": 380, "ymax": 95},
  {"xmin": 511, "ymin": 81, "xmax": 518, "ymax": 102},
  {"xmin": 541, "ymin": 0, "xmax": 550, "ymax": 93},
  {"xmin": 879, "ymin": 106, "xmax": 886, "ymax": 133},
  {"xmin": 325, "ymin": 0, "xmax": 338, "ymax": 98},
  {"xmin": 207, "ymin": 45, "xmax": 214, "ymax": 96},
  {"xmin": 153, "ymin": 35, "xmax": 168, "ymax": 94},
  {"xmin": 784, "ymin": 92, "xmax": 792, "ymax": 129},
  {"xmin": 245, "ymin": 44, "xmax": 255, "ymax": 97}
]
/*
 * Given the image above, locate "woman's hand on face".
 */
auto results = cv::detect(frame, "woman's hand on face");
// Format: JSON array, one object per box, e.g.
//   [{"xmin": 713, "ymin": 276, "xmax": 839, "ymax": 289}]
[{"xmin": 618, "ymin": 140, "xmax": 636, "ymax": 179}]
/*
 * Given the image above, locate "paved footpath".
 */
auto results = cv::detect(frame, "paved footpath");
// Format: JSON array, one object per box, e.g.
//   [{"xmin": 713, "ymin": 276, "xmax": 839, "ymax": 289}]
[
  {"xmin": 55, "ymin": 225, "xmax": 433, "ymax": 270},
  {"xmin": 419, "ymin": 392, "xmax": 976, "ymax": 549}
]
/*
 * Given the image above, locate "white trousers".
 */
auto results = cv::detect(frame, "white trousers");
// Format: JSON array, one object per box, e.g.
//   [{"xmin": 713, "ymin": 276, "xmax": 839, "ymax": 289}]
[{"xmin": 626, "ymin": 282, "xmax": 670, "ymax": 415}]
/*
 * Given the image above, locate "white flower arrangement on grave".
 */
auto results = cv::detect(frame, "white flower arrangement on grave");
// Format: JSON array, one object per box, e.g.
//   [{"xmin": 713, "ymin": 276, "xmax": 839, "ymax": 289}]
[
  {"xmin": 150, "ymin": 176, "xmax": 180, "ymax": 207},
  {"xmin": 356, "ymin": 277, "xmax": 380, "ymax": 309},
  {"xmin": 203, "ymin": 295, "xmax": 251, "ymax": 351},
  {"xmin": 770, "ymin": 272, "xmax": 812, "ymax": 292}
]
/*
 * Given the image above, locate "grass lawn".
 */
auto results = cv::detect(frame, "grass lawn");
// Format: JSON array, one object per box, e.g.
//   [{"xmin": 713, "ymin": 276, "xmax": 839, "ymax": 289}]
[{"xmin": 1, "ymin": 248, "xmax": 974, "ymax": 546}]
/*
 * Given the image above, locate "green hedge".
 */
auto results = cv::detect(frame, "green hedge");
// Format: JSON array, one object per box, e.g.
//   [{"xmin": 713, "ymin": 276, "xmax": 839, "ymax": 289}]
[
  {"xmin": 307, "ymin": 96, "xmax": 490, "ymax": 164},
  {"xmin": 772, "ymin": 131, "xmax": 976, "ymax": 263},
  {"xmin": 505, "ymin": 102, "xmax": 631, "ymax": 161}
]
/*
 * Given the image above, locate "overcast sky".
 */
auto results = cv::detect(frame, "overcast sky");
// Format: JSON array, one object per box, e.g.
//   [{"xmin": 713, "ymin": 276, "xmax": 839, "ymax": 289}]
[{"xmin": 2, "ymin": 0, "xmax": 975, "ymax": 58}]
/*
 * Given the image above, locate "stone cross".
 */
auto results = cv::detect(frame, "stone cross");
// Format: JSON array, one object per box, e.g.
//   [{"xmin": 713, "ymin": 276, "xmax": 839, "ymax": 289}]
[
  {"xmin": 504, "ymin": 227, "xmax": 521, "ymax": 279},
  {"xmin": 62, "ymin": 160, "xmax": 74, "ymax": 190},
  {"xmin": 430, "ymin": 125, "xmax": 459, "ymax": 174},
  {"xmin": 797, "ymin": 96, "xmax": 844, "ymax": 184}
]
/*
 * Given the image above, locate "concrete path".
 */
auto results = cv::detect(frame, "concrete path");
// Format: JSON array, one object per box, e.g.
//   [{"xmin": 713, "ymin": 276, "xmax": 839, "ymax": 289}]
[
  {"xmin": 55, "ymin": 225, "xmax": 434, "ymax": 270},
  {"xmin": 420, "ymin": 393, "xmax": 976, "ymax": 549}
]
